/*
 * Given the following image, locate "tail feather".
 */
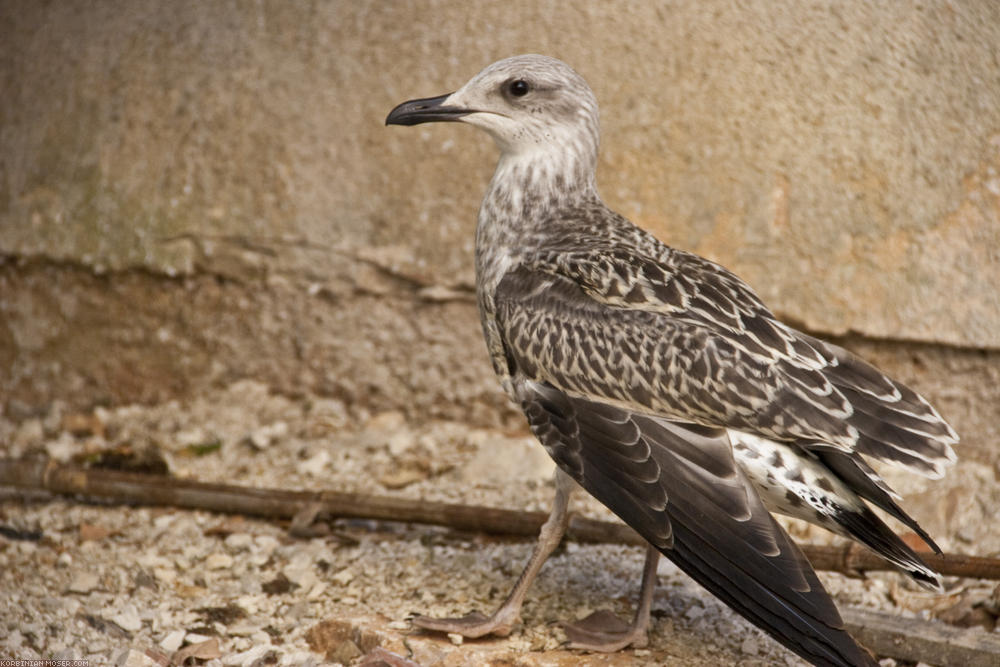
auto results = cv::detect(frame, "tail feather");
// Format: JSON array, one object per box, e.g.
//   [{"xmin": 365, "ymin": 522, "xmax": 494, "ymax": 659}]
[
  {"xmin": 832, "ymin": 504, "xmax": 942, "ymax": 591},
  {"xmin": 814, "ymin": 449, "xmax": 941, "ymax": 554},
  {"xmin": 733, "ymin": 433, "xmax": 944, "ymax": 590}
]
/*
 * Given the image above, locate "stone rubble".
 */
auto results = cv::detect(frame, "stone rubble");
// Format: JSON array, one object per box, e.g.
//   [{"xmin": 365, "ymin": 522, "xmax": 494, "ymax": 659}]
[{"xmin": 1, "ymin": 379, "xmax": 997, "ymax": 665}]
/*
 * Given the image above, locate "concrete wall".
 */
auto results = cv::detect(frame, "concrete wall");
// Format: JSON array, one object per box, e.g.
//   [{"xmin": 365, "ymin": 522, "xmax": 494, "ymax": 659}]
[{"xmin": 1, "ymin": 1, "xmax": 998, "ymax": 458}]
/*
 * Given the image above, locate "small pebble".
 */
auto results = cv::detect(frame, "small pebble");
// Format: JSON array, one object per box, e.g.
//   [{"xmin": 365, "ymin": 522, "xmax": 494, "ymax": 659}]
[
  {"xmin": 13, "ymin": 418, "xmax": 44, "ymax": 448},
  {"xmin": 153, "ymin": 515, "xmax": 176, "ymax": 531},
  {"xmin": 160, "ymin": 629, "xmax": 185, "ymax": 653},
  {"xmin": 386, "ymin": 431, "xmax": 413, "ymax": 456},
  {"xmin": 447, "ymin": 633, "xmax": 464, "ymax": 646},
  {"xmin": 225, "ymin": 533, "xmax": 254, "ymax": 551},
  {"xmin": 685, "ymin": 604, "xmax": 706, "ymax": 620},
  {"xmin": 254, "ymin": 535, "xmax": 279, "ymax": 556},
  {"xmin": 205, "ymin": 552, "xmax": 234, "ymax": 570},
  {"xmin": 227, "ymin": 621, "xmax": 263, "ymax": 636},
  {"xmin": 296, "ymin": 450, "xmax": 330, "ymax": 477},
  {"xmin": 250, "ymin": 630, "xmax": 272, "ymax": 645},
  {"xmin": 236, "ymin": 594, "xmax": 264, "ymax": 614},
  {"xmin": 279, "ymin": 652, "xmax": 316, "ymax": 666},
  {"xmin": 248, "ymin": 421, "xmax": 288, "ymax": 449},
  {"xmin": 119, "ymin": 648, "xmax": 156, "ymax": 667},
  {"xmin": 153, "ymin": 567, "xmax": 176, "ymax": 583},
  {"xmin": 306, "ymin": 582, "xmax": 327, "ymax": 600},
  {"xmin": 741, "ymin": 636, "xmax": 760, "ymax": 655},
  {"xmin": 111, "ymin": 604, "xmax": 143, "ymax": 632},
  {"xmin": 327, "ymin": 640, "xmax": 362, "ymax": 664},
  {"xmin": 331, "ymin": 568, "xmax": 354, "ymax": 585},
  {"xmin": 44, "ymin": 432, "xmax": 76, "ymax": 462},
  {"xmin": 68, "ymin": 571, "xmax": 100, "ymax": 594},
  {"xmin": 223, "ymin": 644, "xmax": 273, "ymax": 666}
]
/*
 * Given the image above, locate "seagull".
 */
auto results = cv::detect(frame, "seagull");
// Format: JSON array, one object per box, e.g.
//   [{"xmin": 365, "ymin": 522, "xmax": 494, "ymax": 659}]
[{"xmin": 386, "ymin": 54, "xmax": 957, "ymax": 667}]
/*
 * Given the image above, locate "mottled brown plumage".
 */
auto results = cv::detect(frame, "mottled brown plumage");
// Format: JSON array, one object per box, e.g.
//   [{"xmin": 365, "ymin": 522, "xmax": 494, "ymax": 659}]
[{"xmin": 387, "ymin": 54, "xmax": 957, "ymax": 666}]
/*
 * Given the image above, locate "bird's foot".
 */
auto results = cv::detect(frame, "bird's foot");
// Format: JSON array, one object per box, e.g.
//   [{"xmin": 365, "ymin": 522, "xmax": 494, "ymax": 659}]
[
  {"xmin": 561, "ymin": 609, "xmax": 649, "ymax": 652},
  {"xmin": 410, "ymin": 608, "xmax": 518, "ymax": 639}
]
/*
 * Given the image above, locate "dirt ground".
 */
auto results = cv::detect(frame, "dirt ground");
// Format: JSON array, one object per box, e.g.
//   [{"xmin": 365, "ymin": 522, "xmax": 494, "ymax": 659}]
[{"xmin": 1, "ymin": 379, "xmax": 998, "ymax": 666}]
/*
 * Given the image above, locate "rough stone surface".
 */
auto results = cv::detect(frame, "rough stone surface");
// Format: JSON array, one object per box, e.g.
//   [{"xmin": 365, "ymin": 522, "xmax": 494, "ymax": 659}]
[
  {"xmin": 2, "ymin": 1, "xmax": 999, "ymax": 346},
  {"xmin": 0, "ymin": 260, "xmax": 511, "ymax": 429},
  {"xmin": 2, "ymin": 262, "xmax": 997, "ymax": 466},
  {"xmin": 1, "ymin": 2, "xmax": 999, "ymax": 436},
  {"xmin": 2, "ymin": 382, "xmax": 997, "ymax": 666}
]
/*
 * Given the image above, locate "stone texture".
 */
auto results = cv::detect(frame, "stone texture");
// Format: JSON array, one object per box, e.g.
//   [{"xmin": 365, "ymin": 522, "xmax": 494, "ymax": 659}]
[
  {"xmin": 1, "ymin": 261, "xmax": 997, "ymax": 465},
  {"xmin": 2, "ymin": 1, "xmax": 998, "ymax": 345},
  {"xmin": 1, "ymin": 2, "xmax": 998, "ymax": 457},
  {"xmin": 3, "ymin": 385, "xmax": 997, "ymax": 665},
  {"xmin": 0, "ymin": 260, "xmax": 513, "ymax": 427}
]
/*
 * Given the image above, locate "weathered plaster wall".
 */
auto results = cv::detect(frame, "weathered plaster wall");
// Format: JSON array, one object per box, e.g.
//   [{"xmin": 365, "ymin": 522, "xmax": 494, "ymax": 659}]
[{"xmin": 1, "ymin": 1, "xmax": 997, "ymax": 459}]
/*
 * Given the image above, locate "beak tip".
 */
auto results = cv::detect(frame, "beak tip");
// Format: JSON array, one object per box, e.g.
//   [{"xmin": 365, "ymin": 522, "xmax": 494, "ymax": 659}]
[{"xmin": 385, "ymin": 92, "xmax": 467, "ymax": 127}]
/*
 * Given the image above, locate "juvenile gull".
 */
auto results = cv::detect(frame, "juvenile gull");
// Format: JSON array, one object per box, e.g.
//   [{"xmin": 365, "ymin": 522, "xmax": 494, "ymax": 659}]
[{"xmin": 386, "ymin": 54, "xmax": 957, "ymax": 666}]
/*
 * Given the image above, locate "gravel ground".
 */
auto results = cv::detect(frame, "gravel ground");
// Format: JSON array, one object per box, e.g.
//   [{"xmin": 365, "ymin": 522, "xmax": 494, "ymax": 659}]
[{"xmin": 1, "ymin": 380, "xmax": 998, "ymax": 666}]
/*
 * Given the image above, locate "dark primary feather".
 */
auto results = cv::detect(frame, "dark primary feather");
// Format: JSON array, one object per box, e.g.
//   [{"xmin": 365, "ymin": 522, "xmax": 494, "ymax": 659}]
[
  {"xmin": 518, "ymin": 379, "xmax": 877, "ymax": 667},
  {"xmin": 828, "ymin": 500, "xmax": 942, "ymax": 588},
  {"xmin": 801, "ymin": 334, "xmax": 958, "ymax": 476},
  {"xmin": 813, "ymin": 447, "xmax": 941, "ymax": 554}
]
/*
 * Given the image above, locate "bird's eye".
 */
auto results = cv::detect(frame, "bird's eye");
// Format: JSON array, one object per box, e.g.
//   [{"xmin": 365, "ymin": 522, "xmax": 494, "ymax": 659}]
[{"xmin": 508, "ymin": 79, "xmax": 530, "ymax": 97}]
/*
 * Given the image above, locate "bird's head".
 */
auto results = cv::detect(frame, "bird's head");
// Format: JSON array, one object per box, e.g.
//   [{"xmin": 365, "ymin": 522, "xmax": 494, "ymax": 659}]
[{"xmin": 386, "ymin": 54, "xmax": 600, "ymax": 162}]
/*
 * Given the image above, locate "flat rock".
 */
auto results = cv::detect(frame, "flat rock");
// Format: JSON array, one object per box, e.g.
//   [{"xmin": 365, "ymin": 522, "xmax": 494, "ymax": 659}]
[
  {"xmin": 111, "ymin": 604, "xmax": 143, "ymax": 632},
  {"xmin": 68, "ymin": 571, "xmax": 100, "ymax": 594}
]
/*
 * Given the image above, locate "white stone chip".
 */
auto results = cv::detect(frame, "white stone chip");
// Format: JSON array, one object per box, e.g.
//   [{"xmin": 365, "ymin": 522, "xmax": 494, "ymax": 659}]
[
  {"xmin": 159, "ymin": 629, "xmax": 186, "ymax": 653},
  {"xmin": 296, "ymin": 450, "xmax": 330, "ymax": 476},
  {"xmin": 331, "ymin": 567, "xmax": 354, "ymax": 585},
  {"xmin": 111, "ymin": 604, "xmax": 143, "ymax": 632},
  {"xmin": 223, "ymin": 645, "xmax": 273, "ymax": 667},
  {"xmin": 205, "ymin": 552, "xmax": 234, "ymax": 569},
  {"xmin": 68, "ymin": 571, "xmax": 100, "ymax": 594},
  {"xmin": 120, "ymin": 649, "xmax": 156, "ymax": 667}
]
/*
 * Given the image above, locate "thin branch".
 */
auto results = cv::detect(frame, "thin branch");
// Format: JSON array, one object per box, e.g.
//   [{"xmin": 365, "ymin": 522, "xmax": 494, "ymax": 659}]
[{"xmin": 1, "ymin": 457, "xmax": 998, "ymax": 582}]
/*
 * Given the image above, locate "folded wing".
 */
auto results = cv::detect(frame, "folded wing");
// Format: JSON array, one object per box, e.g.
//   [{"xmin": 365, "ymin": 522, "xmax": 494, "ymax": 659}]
[{"xmin": 517, "ymin": 379, "xmax": 875, "ymax": 667}]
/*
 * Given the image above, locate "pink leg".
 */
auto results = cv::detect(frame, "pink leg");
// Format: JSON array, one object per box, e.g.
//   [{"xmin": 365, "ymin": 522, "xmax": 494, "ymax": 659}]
[
  {"xmin": 562, "ymin": 543, "xmax": 659, "ymax": 651},
  {"xmin": 410, "ymin": 469, "xmax": 576, "ymax": 638}
]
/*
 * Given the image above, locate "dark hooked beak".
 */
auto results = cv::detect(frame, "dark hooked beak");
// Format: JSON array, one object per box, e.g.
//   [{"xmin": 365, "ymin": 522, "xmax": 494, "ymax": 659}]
[{"xmin": 385, "ymin": 93, "xmax": 471, "ymax": 126}]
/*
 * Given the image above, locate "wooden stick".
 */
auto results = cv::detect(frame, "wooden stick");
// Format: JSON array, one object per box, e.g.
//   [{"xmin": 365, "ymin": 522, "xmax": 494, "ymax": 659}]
[{"xmin": 1, "ymin": 457, "xmax": 998, "ymax": 581}]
